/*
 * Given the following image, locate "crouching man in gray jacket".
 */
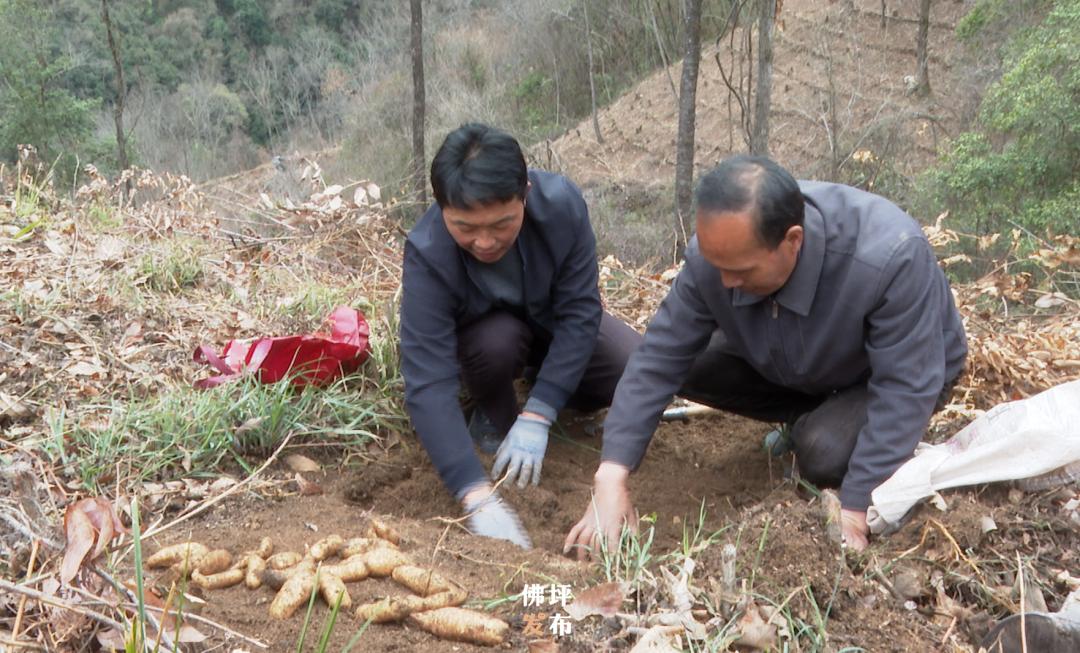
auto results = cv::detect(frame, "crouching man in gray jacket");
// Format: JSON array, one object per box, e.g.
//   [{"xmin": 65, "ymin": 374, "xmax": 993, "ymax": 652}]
[{"xmin": 565, "ymin": 155, "xmax": 967, "ymax": 556}]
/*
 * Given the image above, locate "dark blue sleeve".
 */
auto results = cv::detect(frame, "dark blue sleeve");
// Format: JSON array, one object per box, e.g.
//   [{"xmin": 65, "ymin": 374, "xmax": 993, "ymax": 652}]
[
  {"xmin": 528, "ymin": 186, "xmax": 603, "ymax": 411},
  {"xmin": 399, "ymin": 241, "xmax": 486, "ymax": 497}
]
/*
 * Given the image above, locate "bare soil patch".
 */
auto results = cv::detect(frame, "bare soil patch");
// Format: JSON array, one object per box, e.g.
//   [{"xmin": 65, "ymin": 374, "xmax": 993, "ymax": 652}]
[{"xmin": 147, "ymin": 410, "xmax": 1079, "ymax": 651}]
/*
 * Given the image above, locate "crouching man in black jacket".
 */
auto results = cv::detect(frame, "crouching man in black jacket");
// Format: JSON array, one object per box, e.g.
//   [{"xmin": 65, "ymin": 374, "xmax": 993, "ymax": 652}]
[{"xmin": 400, "ymin": 123, "xmax": 642, "ymax": 548}]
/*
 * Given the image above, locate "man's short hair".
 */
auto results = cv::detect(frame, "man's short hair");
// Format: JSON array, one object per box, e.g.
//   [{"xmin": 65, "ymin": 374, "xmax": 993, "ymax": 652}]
[
  {"xmin": 430, "ymin": 123, "xmax": 528, "ymax": 209},
  {"xmin": 695, "ymin": 155, "xmax": 805, "ymax": 249}
]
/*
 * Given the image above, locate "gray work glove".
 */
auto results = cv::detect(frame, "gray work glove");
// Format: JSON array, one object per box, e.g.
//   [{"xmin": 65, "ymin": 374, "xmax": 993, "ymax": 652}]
[
  {"xmin": 491, "ymin": 415, "xmax": 550, "ymax": 488},
  {"xmin": 463, "ymin": 493, "xmax": 532, "ymax": 549}
]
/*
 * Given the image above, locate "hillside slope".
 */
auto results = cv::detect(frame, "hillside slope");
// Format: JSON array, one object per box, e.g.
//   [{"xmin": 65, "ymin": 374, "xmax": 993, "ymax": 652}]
[{"xmin": 540, "ymin": 0, "xmax": 975, "ymax": 191}]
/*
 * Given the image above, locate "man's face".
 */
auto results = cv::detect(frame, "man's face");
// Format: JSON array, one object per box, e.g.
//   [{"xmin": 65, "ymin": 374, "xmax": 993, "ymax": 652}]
[
  {"xmin": 696, "ymin": 209, "xmax": 803, "ymax": 297},
  {"xmin": 442, "ymin": 194, "xmax": 527, "ymax": 264}
]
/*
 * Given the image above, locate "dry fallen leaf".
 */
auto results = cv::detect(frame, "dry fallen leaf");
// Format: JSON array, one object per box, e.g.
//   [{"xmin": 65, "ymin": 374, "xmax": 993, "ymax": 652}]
[
  {"xmin": 61, "ymin": 497, "xmax": 127, "ymax": 584},
  {"xmin": 294, "ymin": 473, "xmax": 323, "ymax": 496},
  {"xmin": 0, "ymin": 391, "xmax": 31, "ymax": 421},
  {"xmin": 284, "ymin": 453, "xmax": 321, "ymax": 473},
  {"xmin": 734, "ymin": 602, "xmax": 778, "ymax": 650},
  {"xmin": 66, "ymin": 359, "xmax": 107, "ymax": 378},
  {"xmin": 566, "ymin": 582, "xmax": 626, "ymax": 620},
  {"xmin": 629, "ymin": 625, "xmax": 683, "ymax": 653}
]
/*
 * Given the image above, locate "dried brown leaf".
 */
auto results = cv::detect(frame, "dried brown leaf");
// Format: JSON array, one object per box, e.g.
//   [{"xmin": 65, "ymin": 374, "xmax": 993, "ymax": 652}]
[
  {"xmin": 565, "ymin": 582, "xmax": 625, "ymax": 620},
  {"xmin": 295, "ymin": 473, "xmax": 323, "ymax": 496},
  {"xmin": 61, "ymin": 505, "xmax": 95, "ymax": 584},
  {"xmin": 734, "ymin": 602, "xmax": 778, "ymax": 650}
]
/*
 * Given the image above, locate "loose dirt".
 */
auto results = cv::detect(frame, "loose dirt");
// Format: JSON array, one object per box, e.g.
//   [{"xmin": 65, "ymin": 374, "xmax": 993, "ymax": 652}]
[
  {"xmin": 146, "ymin": 412, "xmax": 777, "ymax": 651},
  {"xmin": 146, "ymin": 406, "xmax": 1080, "ymax": 651}
]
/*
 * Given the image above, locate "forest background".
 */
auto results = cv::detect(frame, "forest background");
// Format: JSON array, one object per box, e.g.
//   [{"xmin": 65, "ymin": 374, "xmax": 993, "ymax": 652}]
[{"xmin": 0, "ymin": 0, "xmax": 1076, "ymax": 278}]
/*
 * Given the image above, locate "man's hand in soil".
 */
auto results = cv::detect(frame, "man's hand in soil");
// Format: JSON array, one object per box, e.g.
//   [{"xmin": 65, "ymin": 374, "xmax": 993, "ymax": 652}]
[
  {"xmin": 492, "ymin": 412, "xmax": 550, "ymax": 488},
  {"xmin": 841, "ymin": 508, "xmax": 869, "ymax": 552},
  {"xmin": 461, "ymin": 483, "xmax": 533, "ymax": 549},
  {"xmin": 563, "ymin": 462, "xmax": 635, "ymax": 560}
]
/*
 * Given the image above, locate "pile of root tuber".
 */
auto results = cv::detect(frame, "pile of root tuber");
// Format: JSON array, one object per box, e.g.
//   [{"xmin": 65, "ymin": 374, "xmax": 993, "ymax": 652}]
[{"xmin": 144, "ymin": 517, "xmax": 508, "ymax": 647}]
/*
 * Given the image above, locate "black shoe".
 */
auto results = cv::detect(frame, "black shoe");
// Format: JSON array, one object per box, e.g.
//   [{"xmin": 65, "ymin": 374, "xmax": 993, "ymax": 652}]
[{"xmin": 468, "ymin": 409, "xmax": 502, "ymax": 455}]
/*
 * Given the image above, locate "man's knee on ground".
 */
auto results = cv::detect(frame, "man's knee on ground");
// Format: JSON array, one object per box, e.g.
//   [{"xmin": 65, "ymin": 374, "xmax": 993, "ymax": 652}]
[{"xmin": 791, "ymin": 424, "xmax": 851, "ymax": 487}]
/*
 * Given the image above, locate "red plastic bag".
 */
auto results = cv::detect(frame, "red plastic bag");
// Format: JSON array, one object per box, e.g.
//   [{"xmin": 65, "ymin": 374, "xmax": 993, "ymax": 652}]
[{"xmin": 193, "ymin": 306, "xmax": 371, "ymax": 389}]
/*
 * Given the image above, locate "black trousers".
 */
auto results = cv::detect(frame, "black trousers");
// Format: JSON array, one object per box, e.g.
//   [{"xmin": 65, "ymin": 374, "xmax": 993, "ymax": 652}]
[
  {"xmin": 680, "ymin": 337, "xmax": 958, "ymax": 488},
  {"xmin": 457, "ymin": 311, "xmax": 643, "ymax": 435}
]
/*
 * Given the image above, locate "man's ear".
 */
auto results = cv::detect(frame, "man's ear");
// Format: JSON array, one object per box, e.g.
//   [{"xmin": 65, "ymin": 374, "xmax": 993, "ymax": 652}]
[{"xmin": 784, "ymin": 225, "xmax": 804, "ymax": 252}]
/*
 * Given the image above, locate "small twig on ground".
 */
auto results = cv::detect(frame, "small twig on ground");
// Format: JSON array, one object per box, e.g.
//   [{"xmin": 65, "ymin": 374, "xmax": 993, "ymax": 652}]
[
  {"xmin": 0, "ymin": 636, "xmax": 46, "ymax": 650},
  {"xmin": 869, "ymin": 561, "xmax": 903, "ymax": 601},
  {"xmin": 90, "ymin": 568, "xmax": 172, "ymax": 651},
  {"xmin": 117, "ymin": 602, "xmax": 270, "ymax": 650},
  {"xmin": 139, "ymin": 430, "xmax": 294, "ymax": 541},
  {"xmin": 12, "ymin": 538, "xmax": 40, "ymax": 638},
  {"xmin": 1018, "ymin": 551, "xmax": 1028, "ymax": 653},
  {"xmin": 0, "ymin": 578, "xmax": 127, "ymax": 633}
]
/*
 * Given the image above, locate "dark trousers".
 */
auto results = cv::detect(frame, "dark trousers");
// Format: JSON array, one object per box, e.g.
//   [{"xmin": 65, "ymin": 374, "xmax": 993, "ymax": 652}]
[
  {"xmin": 680, "ymin": 338, "xmax": 957, "ymax": 488},
  {"xmin": 457, "ymin": 311, "xmax": 643, "ymax": 435}
]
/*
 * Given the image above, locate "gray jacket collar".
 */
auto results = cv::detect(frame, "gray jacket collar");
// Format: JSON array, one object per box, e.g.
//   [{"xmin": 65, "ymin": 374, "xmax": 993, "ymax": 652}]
[{"xmin": 730, "ymin": 203, "xmax": 825, "ymax": 317}]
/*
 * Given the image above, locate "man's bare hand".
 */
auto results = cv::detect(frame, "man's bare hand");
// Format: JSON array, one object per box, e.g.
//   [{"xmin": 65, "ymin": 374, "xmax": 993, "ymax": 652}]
[
  {"xmin": 563, "ymin": 463, "xmax": 634, "ymax": 560},
  {"xmin": 840, "ymin": 508, "xmax": 869, "ymax": 552}
]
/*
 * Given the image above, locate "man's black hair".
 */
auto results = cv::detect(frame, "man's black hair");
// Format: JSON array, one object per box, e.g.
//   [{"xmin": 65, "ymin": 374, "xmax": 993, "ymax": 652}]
[
  {"xmin": 695, "ymin": 155, "xmax": 805, "ymax": 249},
  {"xmin": 430, "ymin": 123, "xmax": 528, "ymax": 209}
]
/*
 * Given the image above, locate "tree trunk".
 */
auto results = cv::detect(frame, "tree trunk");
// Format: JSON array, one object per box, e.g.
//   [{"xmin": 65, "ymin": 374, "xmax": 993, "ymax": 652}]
[
  {"xmin": 583, "ymin": 1, "xmax": 603, "ymax": 144},
  {"xmin": 913, "ymin": 0, "xmax": 932, "ymax": 97},
  {"xmin": 100, "ymin": 0, "xmax": 129, "ymax": 174},
  {"xmin": 410, "ymin": 0, "xmax": 427, "ymax": 205},
  {"xmin": 750, "ymin": 0, "xmax": 774, "ymax": 156},
  {"xmin": 674, "ymin": 0, "xmax": 703, "ymax": 257}
]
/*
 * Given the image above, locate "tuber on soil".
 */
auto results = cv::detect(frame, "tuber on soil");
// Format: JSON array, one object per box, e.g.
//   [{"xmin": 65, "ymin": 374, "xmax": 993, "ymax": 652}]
[
  {"xmin": 146, "ymin": 542, "xmax": 209, "ymax": 569},
  {"xmin": 354, "ymin": 595, "xmax": 428, "ymax": 623},
  {"xmin": 255, "ymin": 536, "xmax": 273, "ymax": 558},
  {"xmin": 341, "ymin": 537, "xmax": 395, "ymax": 557},
  {"xmin": 244, "ymin": 554, "xmax": 267, "ymax": 589},
  {"xmin": 391, "ymin": 565, "xmax": 451, "ymax": 596},
  {"xmin": 196, "ymin": 549, "xmax": 232, "ymax": 575},
  {"xmin": 361, "ymin": 546, "xmax": 412, "ymax": 577},
  {"xmin": 365, "ymin": 517, "xmax": 401, "ymax": 545},
  {"xmin": 353, "ymin": 586, "xmax": 467, "ymax": 623},
  {"xmin": 266, "ymin": 551, "xmax": 303, "ymax": 570},
  {"xmin": 260, "ymin": 567, "xmax": 296, "ymax": 591},
  {"xmin": 269, "ymin": 563, "xmax": 316, "ymax": 619},
  {"xmin": 309, "ymin": 534, "xmax": 344, "ymax": 561},
  {"xmin": 192, "ymin": 567, "xmax": 245, "ymax": 590},
  {"xmin": 407, "ymin": 607, "xmax": 508, "ymax": 646},
  {"xmin": 318, "ymin": 572, "xmax": 352, "ymax": 609},
  {"xmin": 322, "ymin": 555, "xmax": 369, "ymax": 582}
]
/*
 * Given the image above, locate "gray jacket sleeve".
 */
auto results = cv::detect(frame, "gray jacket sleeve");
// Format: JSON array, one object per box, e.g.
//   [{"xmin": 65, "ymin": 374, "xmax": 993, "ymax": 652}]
[
  {"xmin": 600, "ymin": 255, "xmax": 717, "ymax": 469},
  {"xmin": 841, "ymin": 235, "xmax": 947, "ymax": 510}
]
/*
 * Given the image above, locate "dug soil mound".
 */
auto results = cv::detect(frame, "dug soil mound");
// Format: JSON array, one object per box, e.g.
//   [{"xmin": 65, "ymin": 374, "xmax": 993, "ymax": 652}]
[{"xmin": 145, "ymin": 409, "xmax": 1080, "ymax": 651}]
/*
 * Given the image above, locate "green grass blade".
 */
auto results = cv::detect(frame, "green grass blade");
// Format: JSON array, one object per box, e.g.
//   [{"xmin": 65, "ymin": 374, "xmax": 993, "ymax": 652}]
[
  {"xmin": 131, "ymin": 497, "xmax": 148, "ymax": 651},
  {"xmin": 341, "ymin": 618, "xmax": 373, "ymax": 653}
]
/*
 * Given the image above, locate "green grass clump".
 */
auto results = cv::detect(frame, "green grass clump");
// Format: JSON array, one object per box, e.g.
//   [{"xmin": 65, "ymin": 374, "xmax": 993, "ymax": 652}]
[
  {"xmin": 138, "ymin": 245, "xmax": 205, "ymax": 293},
  {"xmin": 45, "ymin": 371, "xmax": 405, "ymax": 490}
]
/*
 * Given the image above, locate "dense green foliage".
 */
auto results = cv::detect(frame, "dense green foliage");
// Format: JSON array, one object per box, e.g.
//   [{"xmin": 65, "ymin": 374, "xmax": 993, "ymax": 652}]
[
  {"xmin": 923, "ymin": 0, "xmax": 1078, "ymax": 245},
  {"xmin": 0, "ymin": 0, "xmax": 738, "ymax": 185}
]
